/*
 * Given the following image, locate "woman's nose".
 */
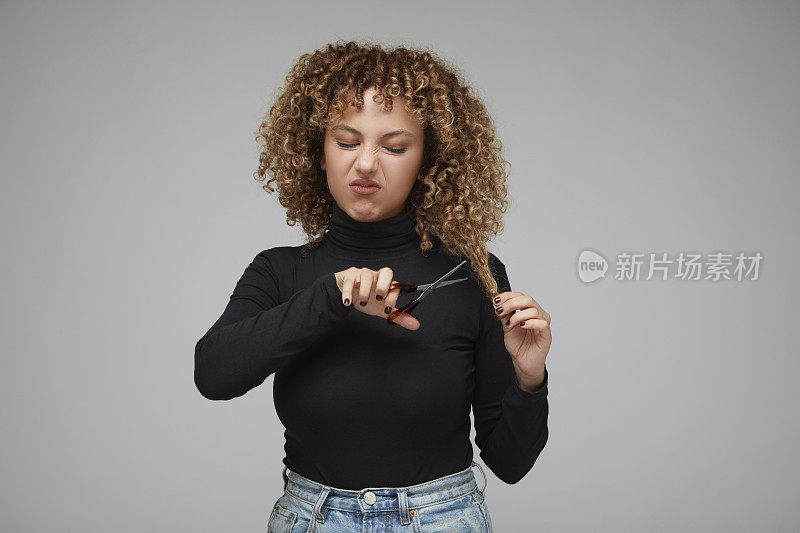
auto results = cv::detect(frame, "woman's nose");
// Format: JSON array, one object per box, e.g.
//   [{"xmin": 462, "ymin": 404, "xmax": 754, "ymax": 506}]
[{"xmin": 354, "ymin": 145, "xmax": 379, "ymax": 173}]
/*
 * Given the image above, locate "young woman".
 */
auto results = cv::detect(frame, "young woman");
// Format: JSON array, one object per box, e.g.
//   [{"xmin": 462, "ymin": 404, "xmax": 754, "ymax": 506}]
[{"xmin": 195, "ymin": 40, "xmax": 552, "ymax": 532}]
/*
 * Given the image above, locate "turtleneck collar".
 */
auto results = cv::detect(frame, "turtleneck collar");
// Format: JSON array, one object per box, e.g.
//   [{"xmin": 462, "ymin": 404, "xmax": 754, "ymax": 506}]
[{"xmin": 321, "ymin": 201, "xmax": 422, "ymax": 260}]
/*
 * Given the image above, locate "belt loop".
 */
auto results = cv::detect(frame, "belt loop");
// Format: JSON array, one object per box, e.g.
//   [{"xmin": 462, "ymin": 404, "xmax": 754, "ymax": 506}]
[
  {"xmin": 397, "ymin": 488, "xmax": 411, "ymax": 525},
  {"xmin": 471, "ymin": 460, "xmax": 487, "ymax": 494},
  {"xmin": 313, "ymin": 487, "xmax": 330, "ymax": 524},
  {"xmin": 282, "ymin": 465, "xmax": 288, "ymax": 491}
]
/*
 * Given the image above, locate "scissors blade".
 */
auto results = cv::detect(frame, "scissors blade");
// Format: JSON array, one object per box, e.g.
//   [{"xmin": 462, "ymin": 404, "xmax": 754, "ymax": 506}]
[
  {"xmin": 415, "ymin": 277, "xmax": 468, "ymax": 292},
  {"xmin": 415, "ymin": 260, "xmax": 468, "ymax": 302}
]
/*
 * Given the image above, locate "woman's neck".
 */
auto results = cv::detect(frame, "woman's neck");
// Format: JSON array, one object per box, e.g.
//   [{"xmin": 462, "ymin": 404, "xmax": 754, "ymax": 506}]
[{"xmin": 320, "ymin": 201, "xmax": 422, "ymax": 260}]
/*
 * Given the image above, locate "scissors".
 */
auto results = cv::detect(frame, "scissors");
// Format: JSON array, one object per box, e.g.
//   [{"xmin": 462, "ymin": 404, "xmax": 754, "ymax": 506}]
[{"xmin": 386, "ymin": 260, "xmax": 468, "ymax": 326}]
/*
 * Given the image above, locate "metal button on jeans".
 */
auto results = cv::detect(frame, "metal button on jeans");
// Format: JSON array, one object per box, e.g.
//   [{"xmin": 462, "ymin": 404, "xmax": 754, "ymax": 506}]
[{"xmin": 363, "ymin": 491, "xmax": 376, "ymax": 505}]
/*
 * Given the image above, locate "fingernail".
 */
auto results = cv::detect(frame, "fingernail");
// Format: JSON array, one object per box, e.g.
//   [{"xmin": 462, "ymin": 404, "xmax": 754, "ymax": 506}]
[
  {"xmin": 505, "ymin": 319, "xmax": 510, "ymax": 326},
  {"xmin": 385, "ymin": 306, "xmax": 392, "ymax": 314},
  {"xmin": 495, "ymin": 306, "xmax": 502, "ymax": 314},
  {"xmin": 494, "ymin": 296, "xmax": 501, "ymax": 303},
  {"xmin": 520, "ymin": 321, "xmax": 526, "ymax": 326},
  {"xmin": 360, "ymin": 301, "xmax": 367, "ymax": 307},
  {"xmin": 344, "ymin": 298, "xmax": 350, "ymax": 305},
  {"xmin": 376, "ymin": 294, "xmax": 383, "ymax": 301}
]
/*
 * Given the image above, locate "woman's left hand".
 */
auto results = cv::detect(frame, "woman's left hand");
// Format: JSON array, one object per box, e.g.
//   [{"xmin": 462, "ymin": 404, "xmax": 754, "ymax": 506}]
[{"xmin": 492, "ymin": 291, "xmax": 552, "ymax": 391}]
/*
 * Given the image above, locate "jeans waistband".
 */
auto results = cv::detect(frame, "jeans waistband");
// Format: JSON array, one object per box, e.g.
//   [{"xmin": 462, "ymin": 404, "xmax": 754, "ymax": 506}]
[{"xmin": 281, "ymin": 461, "xmax": 488, "ymax": 522}]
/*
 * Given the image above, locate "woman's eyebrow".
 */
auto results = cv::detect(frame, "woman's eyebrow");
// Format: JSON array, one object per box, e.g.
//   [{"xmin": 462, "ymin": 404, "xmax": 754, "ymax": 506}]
[{"xmin": 331, "ymin": 123, "xmax": 417, "ymax": 140}]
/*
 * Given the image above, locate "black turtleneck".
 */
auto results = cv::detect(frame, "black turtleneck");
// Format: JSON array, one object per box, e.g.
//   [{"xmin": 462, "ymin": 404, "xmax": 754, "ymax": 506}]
[{"xmin": 194, "ymin": 201, "xmax": 549, "ymax": 489}]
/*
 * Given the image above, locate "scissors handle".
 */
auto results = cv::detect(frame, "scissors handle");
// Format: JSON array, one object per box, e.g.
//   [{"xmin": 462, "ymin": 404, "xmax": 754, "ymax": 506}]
[
  {"xmin": 386, "ymin": 298, "xmax": 420, "ymax": 326},
  {"xmin": 388, "ymin": 280, "xmax": 418, "ymax": 296}
]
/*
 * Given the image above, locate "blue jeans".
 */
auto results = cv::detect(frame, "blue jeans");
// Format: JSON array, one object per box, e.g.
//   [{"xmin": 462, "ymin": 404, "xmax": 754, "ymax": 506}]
[{"xmin": 268, "ymin": 461, "xmax": 492, "ymax": 532}]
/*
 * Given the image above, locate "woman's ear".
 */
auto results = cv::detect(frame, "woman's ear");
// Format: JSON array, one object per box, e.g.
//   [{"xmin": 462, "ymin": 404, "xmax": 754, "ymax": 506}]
[{"xmin": 320, "ymin": 155, "xmax": 326, "ymax": 171}]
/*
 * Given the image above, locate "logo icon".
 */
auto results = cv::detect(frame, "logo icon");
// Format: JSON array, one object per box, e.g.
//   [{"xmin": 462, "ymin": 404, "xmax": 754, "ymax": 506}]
[{"xmin": 578, "ymin": 249, "xmax": 608, "ymax": 283}]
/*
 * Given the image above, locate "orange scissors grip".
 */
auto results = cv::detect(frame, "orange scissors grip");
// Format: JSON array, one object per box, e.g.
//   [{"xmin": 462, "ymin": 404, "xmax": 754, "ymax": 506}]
[
  {"xmin": 388, "ymin": 280, "xmax": 417, "ymax": 296},
  {"xmin": 387, "ymin": 298, "xmax": 420, "ymax": 326}
]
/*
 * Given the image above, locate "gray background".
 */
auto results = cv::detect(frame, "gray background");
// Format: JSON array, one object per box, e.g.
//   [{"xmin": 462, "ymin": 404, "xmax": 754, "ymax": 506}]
[{"xmin": 2, "ymin": 0, "xmax": 797, "ymax": 531}]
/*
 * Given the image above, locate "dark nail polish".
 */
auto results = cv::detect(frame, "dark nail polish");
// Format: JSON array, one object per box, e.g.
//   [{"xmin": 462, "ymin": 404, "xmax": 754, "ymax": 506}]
[
  {"xmin": 505, "ymin": 319, "xmax": 510, "ymax": 326},
  {"xmin": 344, "ymin": 298, "xmax": 350, "ymax": 305},
  {"xmin": 495, "ymin": 306, "xmax": 502, "ymax": 314},
  {"xmin": 376, "ymin": 294, "xmax": 383, "ymax": 301},
  {"xmin": 360, "ymin": 301, "xmax": 367, "ymax": 307},
  {"xmin": 520, "ymin": 321, "xmax": 526, "ymax": 326},
  {"xmin": 385, "ymin": 306, "xmax": 392, "ymax": 314},
  {"xmin": 494, "ymin": 296, "xmax": 501, "ymax": 303}
]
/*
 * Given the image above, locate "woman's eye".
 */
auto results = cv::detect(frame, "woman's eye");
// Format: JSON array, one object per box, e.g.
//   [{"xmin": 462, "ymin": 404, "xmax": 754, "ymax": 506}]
[{"xmin": 335, "ymin": 141, "xmax": 407, "ymax": 154}]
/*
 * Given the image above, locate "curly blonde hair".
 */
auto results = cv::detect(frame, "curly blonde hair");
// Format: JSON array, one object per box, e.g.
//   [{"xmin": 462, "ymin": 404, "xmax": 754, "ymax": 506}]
[{"xmin": 254, "ymin": 40, "xmax": 512, "ymax": 300}]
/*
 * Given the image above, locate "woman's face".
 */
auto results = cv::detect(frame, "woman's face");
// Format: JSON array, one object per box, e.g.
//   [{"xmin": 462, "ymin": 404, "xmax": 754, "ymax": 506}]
[{"xmin": 321, "ymin": 86, "xmax": 425, "ymax": 222}]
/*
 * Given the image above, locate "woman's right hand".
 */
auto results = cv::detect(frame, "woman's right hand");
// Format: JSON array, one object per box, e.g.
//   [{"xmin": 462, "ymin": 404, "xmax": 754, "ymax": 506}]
[{"xmin": 334, "ymin": 267, "xmax": 420, "ymax": 331}]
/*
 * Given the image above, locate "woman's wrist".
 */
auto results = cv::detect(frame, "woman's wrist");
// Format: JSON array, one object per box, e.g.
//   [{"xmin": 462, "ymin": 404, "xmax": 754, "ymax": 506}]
[{"xmin": 516, "ymin": 367, "xmax": 546, "ymax": 393}]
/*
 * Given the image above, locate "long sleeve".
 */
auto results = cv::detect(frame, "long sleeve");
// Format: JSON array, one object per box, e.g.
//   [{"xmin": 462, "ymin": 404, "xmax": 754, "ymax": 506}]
[
  {"xmin": 471, "ymin": 253, "xmax": 550, "ymax": 484},
  {"xmin": 194, "ymin": 250, "xmax": 352, "ymax": 400}
]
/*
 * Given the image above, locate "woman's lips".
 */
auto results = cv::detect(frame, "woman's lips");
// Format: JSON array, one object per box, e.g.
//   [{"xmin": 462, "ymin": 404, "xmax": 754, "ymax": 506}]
[{"xmin": 349, "ymin": 184, "xmax": 381, "ymax": 195}]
